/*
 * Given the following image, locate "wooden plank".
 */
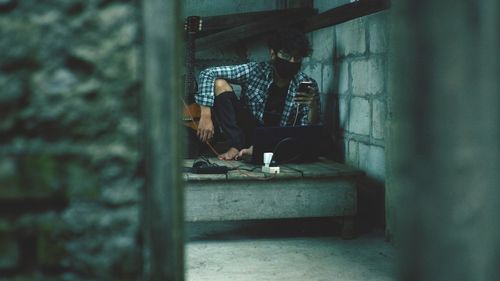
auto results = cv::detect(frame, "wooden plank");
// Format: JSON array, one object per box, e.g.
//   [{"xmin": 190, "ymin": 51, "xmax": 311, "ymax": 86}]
[
  {"xmin": 183, "ymin": 158, "xmax": 361, "ymax": 181},
  {"xmin": 302, "ymin": 0, "xmax": 391, "ymax": 32},
  {"xmin": 142, "ymin": 0, "xmax": 184, "ymax": 280},
  {"xmin": 196, "ymin": 8, "xmax": 317, "ymax": 51},
  {"xmin": 185, "ymin": 178, "xmax": 357, "ymax": 221}
]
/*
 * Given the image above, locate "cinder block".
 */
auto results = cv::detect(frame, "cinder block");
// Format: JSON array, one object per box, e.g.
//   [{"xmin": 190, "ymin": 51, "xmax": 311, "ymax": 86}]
[
  {"xmin": 338, "ymin": 95, "xmax": 349, "ymax": 129},
  {"xmin": 358, "ymin": 144, "xmax": 385, "ymax": 181},
  {"xmin": 372, "ymin": 99, "xmax": 386, "ymax": 139},
  {"xmin": 322, "ymin": 64, "xmax": 334, "ymax": 94},
  {"xmin": 306, "ymin": 63, "xmax": 322, "ymax": 89},
  {"xmin": 347, "ymin": 139, "xmax": 359, "ymax": 166},
  {"xmin": 368, "ymin": 12, "xmax": 388, "ymax": 54},
  {"xmin": 348, "ymin": 97, "xmax": 370, "ymax": 136},
  {"xmin": 338, "ymin": 61, "xmax": 349, "ymax": 94},
  {"xmin": 335, "ymin": 18, "xmax": 366, "ymax": 57},
  {"xmin": 311, "ymin": 27, "xmax": 335, "ymax": 61},
  {"xmin": 351, "ymin": 58, "xmax": 384, "ymax": 96}
]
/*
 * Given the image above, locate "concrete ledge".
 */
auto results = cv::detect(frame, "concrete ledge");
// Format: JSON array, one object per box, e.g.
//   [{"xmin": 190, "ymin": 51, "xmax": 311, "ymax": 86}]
[
  {"xmin": 185, "ymin": 178, "xmax": 357, "ymax": 221},
  {"xmin": 184, "ymin": 158, "xmax": 360, "ymax": 222}
]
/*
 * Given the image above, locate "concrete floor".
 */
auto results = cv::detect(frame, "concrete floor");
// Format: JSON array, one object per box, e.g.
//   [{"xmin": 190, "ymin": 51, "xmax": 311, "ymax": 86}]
[{"xmin": 186, "ymin": 219, "xmax": 396, "ymax": 281}]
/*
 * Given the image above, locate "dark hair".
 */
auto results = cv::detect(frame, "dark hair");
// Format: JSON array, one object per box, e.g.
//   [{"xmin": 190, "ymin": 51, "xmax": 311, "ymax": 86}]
[{"xmin": 267, "ymin": 28, "xmax": 312, "ymax": 58}]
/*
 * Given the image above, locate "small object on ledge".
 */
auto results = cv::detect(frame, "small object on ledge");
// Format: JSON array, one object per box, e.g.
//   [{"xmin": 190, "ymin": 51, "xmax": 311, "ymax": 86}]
[
  {"xmin": 262, "ymin": 152, "xmax": 279, "ymax": 174},
  {"xmin": 262, "ymin": 166, "xmax": 280, "ymax": 174}
]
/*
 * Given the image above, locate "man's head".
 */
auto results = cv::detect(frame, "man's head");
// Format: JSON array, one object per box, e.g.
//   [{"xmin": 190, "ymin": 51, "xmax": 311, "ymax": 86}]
[{"xmin": 267, "ymin": 28, "xmax": 312, "ymax": 79}]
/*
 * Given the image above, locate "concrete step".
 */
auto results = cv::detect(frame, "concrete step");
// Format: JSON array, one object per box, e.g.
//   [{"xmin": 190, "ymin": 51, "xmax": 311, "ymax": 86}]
[{"xmin": 184, "ymin": 158, "xmax": 360, "ymax": 228}]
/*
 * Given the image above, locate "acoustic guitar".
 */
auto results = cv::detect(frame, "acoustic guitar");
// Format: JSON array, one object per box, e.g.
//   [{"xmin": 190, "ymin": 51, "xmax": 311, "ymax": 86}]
[{"xmin": 183, "ymin": 16, "xmax": 202, "ymax": 131}]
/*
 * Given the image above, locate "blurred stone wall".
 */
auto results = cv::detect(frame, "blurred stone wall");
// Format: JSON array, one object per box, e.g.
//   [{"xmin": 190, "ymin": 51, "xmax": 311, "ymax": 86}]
[{"xmin": 0, "ymin": 0, "xmax": 142, "ymax": 280}]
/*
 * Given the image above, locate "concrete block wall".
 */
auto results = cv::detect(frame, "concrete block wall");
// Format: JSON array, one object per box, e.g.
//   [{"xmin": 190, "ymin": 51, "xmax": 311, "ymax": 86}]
[
  {"xmin": 343, "ymin": 12, "xmax": 387, "ymax": 227},
  {"xmin": 337, "ymin": 13, "xmax": 388, "ymax": 183},
  {"xmin": 305, "ymin": 1, "xmax": 389, "ymax": 228},
  {"xmin": 305, "ymin": 5, "xmax": 388, "ymax": 184}
]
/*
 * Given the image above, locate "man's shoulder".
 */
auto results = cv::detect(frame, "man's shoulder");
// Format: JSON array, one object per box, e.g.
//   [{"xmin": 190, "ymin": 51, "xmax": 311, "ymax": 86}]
[
  {"xmin": 251, "ymin": 61, "xmax": 271, "ymax": 70},
  {"xmin": 250, "ymin": 61, "xmax": 273, "ymax": 79},
  {"xmin": 297, "ymin": 70, "xmax": 314, "ymax": 80}
]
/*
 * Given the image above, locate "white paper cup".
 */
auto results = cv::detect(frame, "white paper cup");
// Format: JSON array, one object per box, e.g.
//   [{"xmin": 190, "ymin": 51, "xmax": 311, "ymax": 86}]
[{"xmin": 263, "ymin": 152, "xmax": 273, "ymax": 166}]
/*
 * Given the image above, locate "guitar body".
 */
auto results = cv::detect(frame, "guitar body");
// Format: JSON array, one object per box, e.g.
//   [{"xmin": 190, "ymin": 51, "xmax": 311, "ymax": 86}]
[{"xmin": 183, "ymin": 102, "xmax": 201, "ymax": 131}]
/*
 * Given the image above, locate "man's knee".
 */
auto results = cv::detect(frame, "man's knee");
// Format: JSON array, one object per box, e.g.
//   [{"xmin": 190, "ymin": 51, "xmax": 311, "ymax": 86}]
[{"xmin": 214, "ymin": 79, "xmax": 233, "ymax": 96}]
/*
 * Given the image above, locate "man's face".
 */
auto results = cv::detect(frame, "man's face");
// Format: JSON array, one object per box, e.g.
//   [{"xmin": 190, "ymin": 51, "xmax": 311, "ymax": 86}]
[{"xmin": 271, "ymin": 49, "xmax": 303, "ymax": 80}]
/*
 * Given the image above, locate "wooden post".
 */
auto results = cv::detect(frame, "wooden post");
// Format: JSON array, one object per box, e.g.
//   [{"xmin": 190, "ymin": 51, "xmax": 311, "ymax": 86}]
[
  {"xmin": 142, "ymin": 0, "xmax": 184, "ymax": 280},
  {"xmin": 388, "ymin": 0, "xmax": 500, "ymax": 280}
]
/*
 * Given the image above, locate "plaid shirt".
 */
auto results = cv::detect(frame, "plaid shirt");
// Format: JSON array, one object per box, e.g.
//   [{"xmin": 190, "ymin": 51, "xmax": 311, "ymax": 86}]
[{"xmin": 196, "ymin": 61, "xmax": 321, "ymax": 126}]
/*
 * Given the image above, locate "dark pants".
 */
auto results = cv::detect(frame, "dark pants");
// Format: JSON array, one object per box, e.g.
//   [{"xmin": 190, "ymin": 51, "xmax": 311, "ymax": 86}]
[{"xmin": 213, "ymin": 91, "xmax": 261, "ymax": 150}]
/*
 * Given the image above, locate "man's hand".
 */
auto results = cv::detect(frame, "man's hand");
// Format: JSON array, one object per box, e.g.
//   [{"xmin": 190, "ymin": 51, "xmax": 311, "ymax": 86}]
[
  {"xmin": 294, "ymin": 84, "xmax": 317, "ymax": 107},
  {"xmin": 294, "ymin": 82, "xmax": 319, "ymax": 124},
  {"xmin": 197, "ymin": 106, "xmax": 214, "ymax": 142}
]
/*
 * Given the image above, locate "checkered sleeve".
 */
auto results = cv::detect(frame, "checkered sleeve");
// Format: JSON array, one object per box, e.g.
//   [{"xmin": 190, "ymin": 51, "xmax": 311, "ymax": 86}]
[
  {"xmin": 195, "ymin": 63, "xmax": 255, "ymax": 107},
  {"xmin": 299, "ymin": 79, "xmax": 322, "ymax": 126}
]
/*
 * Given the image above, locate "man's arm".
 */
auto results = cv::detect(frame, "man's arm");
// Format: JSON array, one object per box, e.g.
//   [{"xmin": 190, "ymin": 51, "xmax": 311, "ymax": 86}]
[
  {"xmin": 195, "ymin": 63, "xmax": 255, "ymax": 142},
  {"xmin": 197, "ymin": 105, "xmax": 214, "ymax": 142},
  {"xmin": 195, "ymin": 63, "xmax": 255, "ymax": 108}
]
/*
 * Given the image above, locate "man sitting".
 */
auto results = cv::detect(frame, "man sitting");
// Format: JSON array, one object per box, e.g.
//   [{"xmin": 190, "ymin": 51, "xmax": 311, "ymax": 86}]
[{"xmin": 195, "ymin": 28, "xmax": 321, "ymax": 160}]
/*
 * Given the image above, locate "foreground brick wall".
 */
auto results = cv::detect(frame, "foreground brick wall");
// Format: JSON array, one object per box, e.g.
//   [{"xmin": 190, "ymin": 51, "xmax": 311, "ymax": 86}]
[{"xmin": 0, "ymin": 0, "xmax": 142, "ymax": 280}]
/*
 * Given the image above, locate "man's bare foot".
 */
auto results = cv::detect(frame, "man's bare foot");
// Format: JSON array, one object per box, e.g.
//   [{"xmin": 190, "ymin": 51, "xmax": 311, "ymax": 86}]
[
  {"xmin": 218, "ymin": 147, "xmax": 239, "ymax": 160},
  {"xmin": 236, "ymin": 146, "xmax": 253, "ymax": 160}
]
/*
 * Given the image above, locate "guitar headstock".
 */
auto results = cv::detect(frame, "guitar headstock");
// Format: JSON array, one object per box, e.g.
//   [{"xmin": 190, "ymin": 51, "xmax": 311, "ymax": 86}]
[{"xmin": 185, "ymin": 16, "xmax": 202, "ymax": 34}]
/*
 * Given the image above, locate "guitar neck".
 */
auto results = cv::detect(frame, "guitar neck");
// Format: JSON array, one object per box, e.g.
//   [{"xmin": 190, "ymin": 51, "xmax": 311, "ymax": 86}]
[
  {"xmin": 184, "ymin": 16, "xmax": 202, "ymax": 102},
  {"xmin": 185, "ymin": 33, "xmax": 196, "ymax": 98}
]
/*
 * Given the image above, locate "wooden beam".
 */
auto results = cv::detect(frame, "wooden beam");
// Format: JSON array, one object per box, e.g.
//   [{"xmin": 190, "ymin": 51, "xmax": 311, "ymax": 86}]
[
  {"xmin": 196, "ymin": 8, "xmax": 317, "ymax": 51},
  {"xmin": 142, "ymin": 0, "xmax": 184, "ymax": 280},
  {"xmin": 302, "ymin": 0, "xmax": 390, "ymax": 32},
  {"xmin": 199, "ymin": 10, "xmax": 298, "ymax": 37}
]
